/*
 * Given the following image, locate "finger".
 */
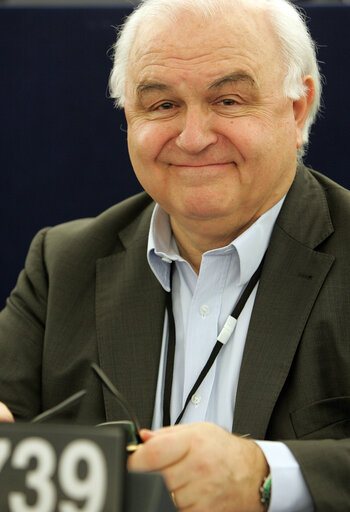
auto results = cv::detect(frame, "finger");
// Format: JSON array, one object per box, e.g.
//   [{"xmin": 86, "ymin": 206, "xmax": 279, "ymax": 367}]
[
  {"xmin": 151, "ymin": 423, "xmax": 198, "ymax": 436},
  {"xmin": 130, "ymin": 422, "xmax": 224, "ymax": 474},
  {"xmin": 171, "ymin": 483, "xmax": 196, "ymax": 511},
  {"xmin": 128, "ymin": 429, "xmax": 191, "ymax": 472},
  {"xmin": 138, "ymin": 425, "xmax": 188, "ymax": 442},
  {"xmin": 139, "ymin": 428, "xmax": 155, "ymax": 442},
  {"xmin": 171, "ymin": 483, "xmax": 198, "ymax": 512},
  {"xmin": 161, "ymin": 456, "xmax": 192, "ymax": 492},
  {"xmin": 0, "ymin": 402, "xmax": 14, "ymax": 423},
  {"xmin": 170, "ymin": 474, "xmax": 219, "ymax": 512}
]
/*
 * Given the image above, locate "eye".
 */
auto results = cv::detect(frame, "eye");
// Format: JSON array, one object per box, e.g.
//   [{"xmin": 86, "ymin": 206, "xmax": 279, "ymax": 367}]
[
  {"xmin": 218, "ymin": 98, "xmax": 237, "ymax": 106},
  {"xmin": 156, "ymin": 102, "xmax": 175, "ymax": 110}
]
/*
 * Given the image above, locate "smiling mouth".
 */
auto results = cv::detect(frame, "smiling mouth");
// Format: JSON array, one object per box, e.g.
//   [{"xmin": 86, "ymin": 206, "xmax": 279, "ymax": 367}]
[{"xmin": 170, "ymin": 162, "xmax": 233, "ymax": 168}]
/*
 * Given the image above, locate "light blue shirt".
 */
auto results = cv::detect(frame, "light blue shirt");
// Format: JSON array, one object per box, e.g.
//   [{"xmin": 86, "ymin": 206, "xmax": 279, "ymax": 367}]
[{"xmin": 147, "ymin": 202, "xmax": 313, "ymax": 511}]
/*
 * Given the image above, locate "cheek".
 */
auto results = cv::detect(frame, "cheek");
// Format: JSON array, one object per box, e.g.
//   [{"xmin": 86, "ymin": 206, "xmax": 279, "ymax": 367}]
[
  {"xmin": 127, "ymin": 122, "xmax": 173, "ymax": 167},
  {"xmin": 228, "ymin": 113, "xmax": 294, "ymax": 162},
  {"xmin": 224, "ymin": 118, "xmax": 268, "ymax": 162},
  {"xmin": 127, "ymin": 124, "xmax": 175, "ymax": 197}
]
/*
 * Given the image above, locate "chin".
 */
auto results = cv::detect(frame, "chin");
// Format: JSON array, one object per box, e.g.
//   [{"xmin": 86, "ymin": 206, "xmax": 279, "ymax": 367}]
[
  {"xmin": 180, "ymin": 202, "xmax": 231, "ymax": 222},
  {"xmin": 159, "ymin": 187, "xmax": 237, "ymax": 222}
]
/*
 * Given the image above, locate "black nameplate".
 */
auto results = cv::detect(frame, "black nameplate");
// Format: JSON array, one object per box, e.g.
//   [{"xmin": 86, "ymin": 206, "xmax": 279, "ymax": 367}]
[{"xmin": 0, "ymin": 423, "xmax": 126, "ymax": 512}]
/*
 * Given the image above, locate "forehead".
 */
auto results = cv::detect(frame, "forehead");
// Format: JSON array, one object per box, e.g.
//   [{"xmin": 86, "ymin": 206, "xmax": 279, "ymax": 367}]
[{"xmin": 126, "ymin": 9, "xmax": 282, "ymax": 91}]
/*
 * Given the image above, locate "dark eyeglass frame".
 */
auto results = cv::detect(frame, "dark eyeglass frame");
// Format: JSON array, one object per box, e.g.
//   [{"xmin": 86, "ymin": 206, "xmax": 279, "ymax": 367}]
[{"xmin": 31, "ymin": 363, "xmax": 142, "ymax": 446}]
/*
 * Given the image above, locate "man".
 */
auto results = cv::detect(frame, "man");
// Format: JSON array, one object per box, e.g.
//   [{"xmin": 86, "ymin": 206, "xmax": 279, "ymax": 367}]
[{"xmin": 0, "ymin": 0, "xmax": 349, "ymax": 510}]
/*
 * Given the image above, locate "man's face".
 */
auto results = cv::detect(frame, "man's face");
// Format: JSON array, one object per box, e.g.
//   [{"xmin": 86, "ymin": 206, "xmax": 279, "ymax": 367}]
[{"xmin": 124, "ymin": 9, "xmax": 310, "ymax": 239}]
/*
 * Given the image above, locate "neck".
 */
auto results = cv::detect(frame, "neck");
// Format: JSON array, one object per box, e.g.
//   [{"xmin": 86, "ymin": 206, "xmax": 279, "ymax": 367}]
[
  {"xmin": 170, "ymin": 214, "xmax": 258, "ymax": 274},
  {"xmin": 168, "ymin": 186, "xmax": 291, "ymax": 273}
]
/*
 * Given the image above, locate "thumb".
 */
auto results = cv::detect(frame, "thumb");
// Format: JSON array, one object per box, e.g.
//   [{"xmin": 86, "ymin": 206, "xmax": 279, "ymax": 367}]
[
  {"xmin": 139, "ymin": 428, "xmax": 155, "ymax": 442},
  {"xmin": 0, "ymin": 402, "xmax": 14, "ymax": 423}
]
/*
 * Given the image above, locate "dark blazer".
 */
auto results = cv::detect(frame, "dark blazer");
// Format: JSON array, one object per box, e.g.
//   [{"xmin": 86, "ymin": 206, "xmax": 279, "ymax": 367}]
[{"xmin": 1, "ymin": 165, "xmax": 350, "ymax": 509}]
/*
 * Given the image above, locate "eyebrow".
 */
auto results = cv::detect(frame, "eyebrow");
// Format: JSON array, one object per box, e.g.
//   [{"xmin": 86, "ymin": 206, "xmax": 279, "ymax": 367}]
[
  {"xmin": 137, "ymin": 82, "xmax": 171, "ymax": 98},
  {"xmin": 136, "ymin": 71, "xmax": 256, "ymax": 98},
  {"xmin": 208, "ymin": 72, "xmax": 256, "ymax": 90}
]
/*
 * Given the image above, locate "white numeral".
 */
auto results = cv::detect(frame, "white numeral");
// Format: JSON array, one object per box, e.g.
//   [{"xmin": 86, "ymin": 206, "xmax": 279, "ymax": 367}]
[
  {"xmin": 58, "ymin": 440, "xmax": 107, "ymax": 512},
  {"xmin": 9, "ymin": 437, "xmax": 57, "ymax": 512},
  {"xmin": 2, "ymin": 436, "xmax": 108, "ymax": 511}
]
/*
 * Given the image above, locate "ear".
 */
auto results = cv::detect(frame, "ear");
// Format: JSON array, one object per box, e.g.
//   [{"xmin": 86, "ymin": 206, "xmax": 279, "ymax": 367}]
[{"xmin": 293, "ymin": 76, "xmax": 315, "ymax": 148}]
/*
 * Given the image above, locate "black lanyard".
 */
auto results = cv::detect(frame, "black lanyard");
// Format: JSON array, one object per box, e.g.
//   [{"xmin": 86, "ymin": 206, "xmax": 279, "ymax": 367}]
[{"xmin": 162, "ymin": 255, "xmax": 265, "ymax": 427}]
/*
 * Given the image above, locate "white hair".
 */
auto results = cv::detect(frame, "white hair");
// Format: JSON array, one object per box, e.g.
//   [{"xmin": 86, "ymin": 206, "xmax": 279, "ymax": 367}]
[{"xmin": 109, "ymin": 0, "xmax": 322, "ymax": 153}]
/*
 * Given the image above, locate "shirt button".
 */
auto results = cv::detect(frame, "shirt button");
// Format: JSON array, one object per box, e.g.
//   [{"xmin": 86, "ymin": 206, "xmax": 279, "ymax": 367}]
[
  {"xmin": 191, "ymin": 394, "xmax": 202, "ymax": 406},
  {"xmin": 200, "ymin": 304, "xmax": 210, "ymax": 317}
]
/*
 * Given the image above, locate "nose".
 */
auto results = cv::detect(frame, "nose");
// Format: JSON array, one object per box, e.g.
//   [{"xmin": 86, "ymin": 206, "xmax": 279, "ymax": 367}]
[{"xmin": 175, "ymin": 107, "xmax": 218, "ymax": 154}]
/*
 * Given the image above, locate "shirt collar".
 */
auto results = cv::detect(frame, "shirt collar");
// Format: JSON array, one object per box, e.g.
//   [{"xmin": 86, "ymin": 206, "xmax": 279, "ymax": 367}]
[
  {"xmin": 147, "ymin": 206, "xmax": 182, "ymax": 292},
  {"xmin": 147, "ymin": 198, "xmax": 285, "ymax": 291},
  {"xmin": 233, "ymin": 198, "xmax": 284, "ymax": 285}
]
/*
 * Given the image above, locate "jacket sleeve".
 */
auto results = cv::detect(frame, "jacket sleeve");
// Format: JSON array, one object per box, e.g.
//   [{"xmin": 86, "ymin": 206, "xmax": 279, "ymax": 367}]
[
  {"xmin": 284, "ymin": 438, "xmax": 350, "ymax": 510},
  {"xmin": 0, "ymin": 228, "xmax": 50, "ymax": 420}
]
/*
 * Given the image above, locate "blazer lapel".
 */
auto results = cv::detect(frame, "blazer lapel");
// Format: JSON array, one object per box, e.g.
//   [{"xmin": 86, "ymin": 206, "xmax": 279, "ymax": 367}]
[
  {"xmin": 233, "ymin": 167, "xmax": 335, "ymax": 439},
  {"xmin": 95, "ymin": 203, "xmax": 167, "ymax": 429}
]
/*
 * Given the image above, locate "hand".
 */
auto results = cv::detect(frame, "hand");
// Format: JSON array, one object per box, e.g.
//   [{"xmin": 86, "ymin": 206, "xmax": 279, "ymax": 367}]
[
  {"xmin": 128, "ymin": 422, "xmax": 268, "ymax": 512},
  {"xmin": 0, "ymin": 402, "xmax": 14, "ymax": 422}
]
